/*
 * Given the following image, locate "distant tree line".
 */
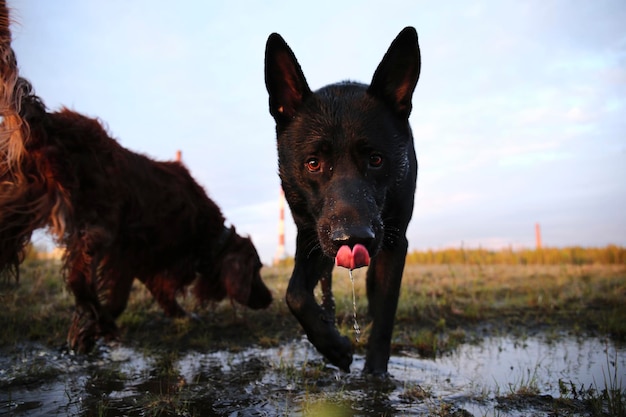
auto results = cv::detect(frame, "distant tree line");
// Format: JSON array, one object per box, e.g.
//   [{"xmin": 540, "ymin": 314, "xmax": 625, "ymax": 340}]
[
  {"xmin": 25, "ymin": 242, "xmax": 626, "ymax": 267},
  {"xmin": 405, "ymin": 245, "xmax": 626, "ymax": 265},
  {"xmin": 23, "ymin": 243, "xmax": 63, "ymax": 261},
  {"xmin": 271, "ymin": 245, "xmax": 626, "ymax": 267}
]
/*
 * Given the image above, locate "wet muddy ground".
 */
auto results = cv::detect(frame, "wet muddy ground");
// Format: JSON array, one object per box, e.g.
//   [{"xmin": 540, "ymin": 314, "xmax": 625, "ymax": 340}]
[
  {"xmin": 1, "ymin": 333, "xmax": 624, "ymax": 416},
  {"xmin": 1, "ymin": 263, "xmax": 625, "ymax": 416}
]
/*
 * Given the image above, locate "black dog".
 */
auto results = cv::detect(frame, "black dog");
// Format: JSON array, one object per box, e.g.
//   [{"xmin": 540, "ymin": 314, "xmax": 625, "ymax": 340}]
[{"xmin": 265, "ymin": 27, "xmax": 421, "ymax": 375}]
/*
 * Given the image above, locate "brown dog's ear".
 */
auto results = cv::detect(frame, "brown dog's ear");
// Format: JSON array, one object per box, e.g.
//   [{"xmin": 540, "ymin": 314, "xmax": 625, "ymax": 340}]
[
  {"xmin": 222, "ymin": 255, "xmax": 252, "ymax": 306},
  {"xmin": 264, "ymin": 33, "xmax": 312, "ymax": 124},
  {"xmin": 368, "ymin": 26, "xmax": 421, "ymax": 119}
]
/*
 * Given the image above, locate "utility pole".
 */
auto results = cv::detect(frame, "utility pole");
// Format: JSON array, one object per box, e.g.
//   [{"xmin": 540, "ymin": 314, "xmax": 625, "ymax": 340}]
[{"xmin": 535, "ymin": 223, "xmax": 542, "ymax": 249}]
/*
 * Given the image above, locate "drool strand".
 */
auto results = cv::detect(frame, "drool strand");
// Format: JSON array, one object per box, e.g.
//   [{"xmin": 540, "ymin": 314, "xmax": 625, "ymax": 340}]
[{"xmin": 349, "ymin": 269, "xmax": 361, "ymax": 342}]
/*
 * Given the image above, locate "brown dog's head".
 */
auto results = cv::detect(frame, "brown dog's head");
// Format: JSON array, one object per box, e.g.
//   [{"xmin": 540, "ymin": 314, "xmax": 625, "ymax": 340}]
[
  {"xmin": 264, "ymin": 27, "xmax": 421, "ymax": 261},
  {"xmin": 194, "ymin": 226, "xmax": 272, "ymax": 309},
  {"xmin": 219, "ymin": 230, "xmax": 273, "ymax": 309}
]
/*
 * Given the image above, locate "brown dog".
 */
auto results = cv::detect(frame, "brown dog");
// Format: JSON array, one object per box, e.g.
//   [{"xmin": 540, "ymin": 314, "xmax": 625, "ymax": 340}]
[{"xmin": 0, "ymin": 3, "xmax": 272, "ymax": 352}]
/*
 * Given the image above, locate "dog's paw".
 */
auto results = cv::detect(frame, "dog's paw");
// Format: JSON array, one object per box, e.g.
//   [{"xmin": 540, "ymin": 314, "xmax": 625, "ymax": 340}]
[
  {"xmin": 67, "ymin": 312, "xmax": 98, "ymax": 354},
  {"xmin": 324, "ymin": 335, "xmax": 354, "ymax": 372},
  {"xmin": 335, "ymin": 244, "xmax": 370, "ymax": 270}
]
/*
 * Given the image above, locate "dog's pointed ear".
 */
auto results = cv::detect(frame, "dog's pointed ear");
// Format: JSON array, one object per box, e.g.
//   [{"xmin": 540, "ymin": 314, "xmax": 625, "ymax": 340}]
[
  {"xmin": 265, "ymin": 33, "xmax": 312, "ymax": 124},
  {"xmin": 368, "ymin": 26, "xmax": 421, "ymax": 119}
]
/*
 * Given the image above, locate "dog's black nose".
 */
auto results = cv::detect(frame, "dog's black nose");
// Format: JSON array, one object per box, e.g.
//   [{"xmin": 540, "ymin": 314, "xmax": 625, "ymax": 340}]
[{"xmin": 331, "ymin": 226, "xmax": 375, "ymax": 248}]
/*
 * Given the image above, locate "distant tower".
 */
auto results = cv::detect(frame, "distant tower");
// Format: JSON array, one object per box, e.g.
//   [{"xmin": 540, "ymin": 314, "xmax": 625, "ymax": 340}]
[
  {"xmin": 535, "ymin": 223, "xmax": 542, "ymax": 249},
  {"xmin": 273, "ymin": 188, "xmax": 286, "ymax": 265},
  {"xmin": 175, "ymin": 150, "xmax": 182, "ymax": 162}
]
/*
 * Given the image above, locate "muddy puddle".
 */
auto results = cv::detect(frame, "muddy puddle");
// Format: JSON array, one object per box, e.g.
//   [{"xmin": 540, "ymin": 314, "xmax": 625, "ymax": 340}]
[{"xmin": 1, "ymin": 334, "xmax": 624, "ymax": 416}]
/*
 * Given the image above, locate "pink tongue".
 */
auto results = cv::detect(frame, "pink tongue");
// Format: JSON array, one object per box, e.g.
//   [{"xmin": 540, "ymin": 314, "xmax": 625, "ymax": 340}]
[{"xmin": 335, "ymin": 244, "xmax": 370, "ymax": 270}]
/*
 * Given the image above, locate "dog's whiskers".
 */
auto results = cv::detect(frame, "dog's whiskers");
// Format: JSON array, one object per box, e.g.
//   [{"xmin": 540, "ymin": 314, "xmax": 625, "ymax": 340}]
[{"xmin": 303, "ymin": 234, "xmax": 322, "ymax": 258}]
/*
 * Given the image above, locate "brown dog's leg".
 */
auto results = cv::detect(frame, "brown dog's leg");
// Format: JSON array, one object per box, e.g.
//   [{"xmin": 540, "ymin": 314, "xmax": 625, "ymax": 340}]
[
  {"xmin": 142, "ymin": 273, "xmax": 187, "ymax": 317},
  {"xmin": 65, "ymin": 252, "xmax": 104, "ymax": 352},
  {"xmin": 103, "ymin": 272, "xmax": 134, "ymax": 320}
]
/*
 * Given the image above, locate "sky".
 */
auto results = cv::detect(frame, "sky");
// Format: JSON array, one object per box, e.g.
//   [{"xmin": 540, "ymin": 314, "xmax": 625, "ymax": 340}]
[{"xmin": 9, "ymin": 0, "xmax": 626, "ymax": 264}]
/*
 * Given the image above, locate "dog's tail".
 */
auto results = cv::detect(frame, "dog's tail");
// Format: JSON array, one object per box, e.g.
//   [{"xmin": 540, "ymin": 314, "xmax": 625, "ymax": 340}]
[{"xmin": 0, "ymin": 1, "xmax": 55, "ymax": 280}]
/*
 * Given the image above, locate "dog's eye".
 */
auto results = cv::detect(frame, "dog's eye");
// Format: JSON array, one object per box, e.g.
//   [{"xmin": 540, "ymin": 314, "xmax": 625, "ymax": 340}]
[
  {"xmin": 369, "ymin": 153, "xmax": 383, "ymax": 168},
  {"xmin": 305, "ymin": 158, "xmax": 321, "ymax": 172}
]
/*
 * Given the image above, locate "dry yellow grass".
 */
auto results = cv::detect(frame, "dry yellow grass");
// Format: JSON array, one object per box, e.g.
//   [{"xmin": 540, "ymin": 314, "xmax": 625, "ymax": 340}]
[{"xmin": 1, "ymin": 260, "xmax": 624, "ymax": 353}]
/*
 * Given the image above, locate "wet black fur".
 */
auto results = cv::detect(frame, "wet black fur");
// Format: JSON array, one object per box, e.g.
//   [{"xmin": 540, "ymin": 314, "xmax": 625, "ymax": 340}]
[{"xmin": 265, "ymin": 27, "xmax": 421, "ymax": 375}]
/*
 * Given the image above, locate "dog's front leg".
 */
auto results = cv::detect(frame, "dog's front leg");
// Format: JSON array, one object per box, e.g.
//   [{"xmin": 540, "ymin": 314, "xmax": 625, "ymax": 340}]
[
  {"xmin": 286, "ymin": 234, "xmax": 353, "ymax": 371},
  {"xmin": 364, "ymin": 240, "xmax": 408, "ymax": 376},
  {"xmin": 65, "ymin": 252, "xmax": 106, "ymax": 352}
]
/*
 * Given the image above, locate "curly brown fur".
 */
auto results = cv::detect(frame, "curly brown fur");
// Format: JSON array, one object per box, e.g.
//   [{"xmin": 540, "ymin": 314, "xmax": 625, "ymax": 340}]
[{"xmin": 0, "ymin": 2, "xmax": 271, "ymax": 351}]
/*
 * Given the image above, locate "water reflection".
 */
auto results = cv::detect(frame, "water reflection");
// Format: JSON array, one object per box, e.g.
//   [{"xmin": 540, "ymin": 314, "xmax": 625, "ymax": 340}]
[{"xmin": 0, "ymin": 335, "xmax": 624, "ymax": 416}]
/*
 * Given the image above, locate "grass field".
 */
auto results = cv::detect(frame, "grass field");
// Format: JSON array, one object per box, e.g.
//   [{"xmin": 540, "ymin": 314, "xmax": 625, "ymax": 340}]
[{"xmin": 2, "ymin": 257, "xmax": 625, "ymax": 356}]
